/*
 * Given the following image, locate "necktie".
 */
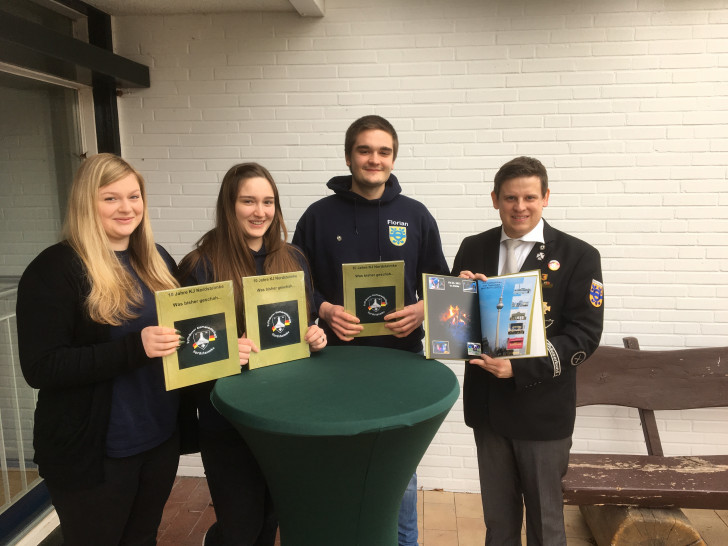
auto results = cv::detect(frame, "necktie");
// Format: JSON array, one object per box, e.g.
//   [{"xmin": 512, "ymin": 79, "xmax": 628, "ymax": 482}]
[{"xmin": 502, "ymin": 239, "xmax": 521, "ymax": 275}]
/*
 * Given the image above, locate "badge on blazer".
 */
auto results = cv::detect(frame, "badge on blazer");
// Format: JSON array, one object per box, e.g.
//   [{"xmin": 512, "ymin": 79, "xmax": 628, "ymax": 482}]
[
  {"xmin": 536, "ymin": 252, "xmax": 545, "ymax": 261},
  {"xmin": 589, "ymin": 279, "xmax": 604, "ymax": 308},
  {"xmin": 571, "ymin": 351, "xmax": 587, "ymax": 366},
  {"xmin": 548, "ymin": 260, "xmax": 560, "ymax": 271},
  {"xmin": 389, "ymin": 226, "xmax": 407, "ymax": 247}
]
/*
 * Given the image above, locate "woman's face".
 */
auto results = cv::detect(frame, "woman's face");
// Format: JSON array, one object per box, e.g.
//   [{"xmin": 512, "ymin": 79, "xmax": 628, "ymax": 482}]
[
  {"xmin": 97, "ymin": 172, "xmax": 143, "ymax": 251},
  {"xmin": 235, "ymin": 176, "xmax": 275, "ymax": 251}
]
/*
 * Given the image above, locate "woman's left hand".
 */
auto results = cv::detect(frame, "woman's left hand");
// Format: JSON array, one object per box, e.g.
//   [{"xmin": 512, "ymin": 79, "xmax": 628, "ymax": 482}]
[{"xmin": 305, "ymin": 324, "xmax": 327, "ymax": 352}]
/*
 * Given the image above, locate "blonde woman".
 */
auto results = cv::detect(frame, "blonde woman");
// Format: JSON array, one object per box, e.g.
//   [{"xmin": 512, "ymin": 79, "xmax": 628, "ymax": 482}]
[
  {"xmin": 17, "ymin": 153, "xmax": 184, "ymax": 546},
  {"xmin": 178, "ymin": 162, "xmax": 326, "ymax": 546}
]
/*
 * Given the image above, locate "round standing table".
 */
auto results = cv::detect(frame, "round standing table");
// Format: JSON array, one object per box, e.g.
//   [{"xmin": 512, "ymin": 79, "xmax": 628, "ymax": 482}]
[{"xmin": 211, "ymin": 345, "xmax": 459, "ymax": 546}]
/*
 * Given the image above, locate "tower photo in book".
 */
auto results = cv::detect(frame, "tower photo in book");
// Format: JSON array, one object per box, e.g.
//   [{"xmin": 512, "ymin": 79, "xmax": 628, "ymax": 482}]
[
  {"xmin": 478, "ymin": 274, "xmax": 541, "ymax": 358},
  {"xmin": 423, "ymin": 271, "xmax": 546, "ymax": 360}
]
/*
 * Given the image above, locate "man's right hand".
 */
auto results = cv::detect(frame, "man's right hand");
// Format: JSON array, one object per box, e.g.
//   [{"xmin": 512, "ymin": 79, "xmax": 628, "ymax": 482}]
[{"xmin": 318, "ymin": 302, "xmax": 363, "ymax": 341}]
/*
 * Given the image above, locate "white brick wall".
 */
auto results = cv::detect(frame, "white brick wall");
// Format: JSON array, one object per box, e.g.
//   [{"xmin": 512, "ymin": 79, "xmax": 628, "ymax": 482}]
[{"xmin": 111, "ymin": 0, "xmax": 728, "ymax": 490}]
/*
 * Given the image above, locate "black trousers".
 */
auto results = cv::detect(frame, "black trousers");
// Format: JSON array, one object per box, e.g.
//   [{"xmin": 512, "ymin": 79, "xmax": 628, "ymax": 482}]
[
  {"xmin": 473, "ymin": 422, "xmax": 571, "ymax": 546},
  {"xmin": 47, "ymin": 431, "xmax": 179, "ymax": 546},
  {"xmin": 200, "ymin": 427, "xmax": 277, "ymax": 546}
]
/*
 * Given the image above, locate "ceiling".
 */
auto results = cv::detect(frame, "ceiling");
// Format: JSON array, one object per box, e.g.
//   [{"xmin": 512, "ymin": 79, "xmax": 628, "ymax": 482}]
[{"xmin": 81, "ymin": 0, "xmax": 324, "ymax": 16}]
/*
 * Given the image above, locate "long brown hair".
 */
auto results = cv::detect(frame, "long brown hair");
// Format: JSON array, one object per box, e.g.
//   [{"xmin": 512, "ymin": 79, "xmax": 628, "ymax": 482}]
[
  {"xmin": 178, "ymin": 163, "xmax": 307, "ymax": 334},
  {"xmin": 63, "ymin": 153, "xmax": 178, "ymax": 325}
]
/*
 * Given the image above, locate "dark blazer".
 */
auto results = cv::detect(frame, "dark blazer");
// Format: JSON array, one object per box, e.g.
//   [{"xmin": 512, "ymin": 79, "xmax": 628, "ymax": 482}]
[{"xmin": 451, "ymin": 221, "xmax": 604, "ymax": 441}]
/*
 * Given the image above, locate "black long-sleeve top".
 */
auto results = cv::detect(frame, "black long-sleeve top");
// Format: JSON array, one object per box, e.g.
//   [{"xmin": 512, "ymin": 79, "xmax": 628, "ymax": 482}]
[{"xmin": 16, "ymin": 242, "xmax": 179, "ymax": 489}]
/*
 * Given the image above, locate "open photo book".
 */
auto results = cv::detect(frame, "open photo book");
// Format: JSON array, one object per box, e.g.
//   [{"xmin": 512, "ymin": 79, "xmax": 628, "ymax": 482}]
[{"xmin": 422, "ymin": 270, "xmax": 547, "ymax": 360}]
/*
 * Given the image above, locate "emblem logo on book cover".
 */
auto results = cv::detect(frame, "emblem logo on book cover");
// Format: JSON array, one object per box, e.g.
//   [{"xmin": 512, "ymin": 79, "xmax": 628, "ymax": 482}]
[
  {"xmin": 175, "ymin": 312, "xmax": 229, "ymax": 370},
  {"xmin": 268, "ymin": 311, "xmax": 292, "ymax": 339},
  {"xmin": 257, "ymin": 300, "xmax": 301, "ymax": 350},
  {"xmin": 355, "ymin": 286, "xmax": 396, "ymax": 323},
  {"xmin": 364, "ymin": 294, "xmax": 388, "ymax": 317},
  {"xmin": 190, "ymin": 326, "xmax": 217, "ymax": 355},
  {"xmin": 389, "ymin": 226, "xmax": 407, "ymax": 246}
]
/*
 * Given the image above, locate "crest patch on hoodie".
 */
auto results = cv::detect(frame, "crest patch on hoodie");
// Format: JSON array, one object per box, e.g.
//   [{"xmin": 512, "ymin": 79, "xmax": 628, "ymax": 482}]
[{"xmin": 388, "ymin": 225, "xmax": 407, "ymax": 246}]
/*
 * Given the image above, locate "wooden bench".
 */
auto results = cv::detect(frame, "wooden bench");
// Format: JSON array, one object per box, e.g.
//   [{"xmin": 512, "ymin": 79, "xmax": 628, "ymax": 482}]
[{"xmin": 562, "ymin": 337, "xmax": 728, "ymax": 546}]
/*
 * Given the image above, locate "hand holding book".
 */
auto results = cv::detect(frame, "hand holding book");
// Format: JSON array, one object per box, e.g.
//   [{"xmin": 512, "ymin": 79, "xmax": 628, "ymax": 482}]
[
  {"xmin": 140, "ymin": 326, "xmax": 181, "ymax": 358},
  {"xmin": 467, "ymin": 353, "xmax": 514, "ymax": 378},
  {"xmin": 304, "ymin": 324, "xmax": 328, "ymax": 351},
  {"xmin": 457, "ymin": 270, "xmax": 487, "ymax": 283},
  {"xmin": 238, "ymin": 335, "xmax": 259, "ymax": 366},
  {"xmin": 318, "ymin": 302, "xmax": 362, "ymax": 341},
  {"xmin": 383, "ymin": 300, "xmax": 425, "ymax": 338}
]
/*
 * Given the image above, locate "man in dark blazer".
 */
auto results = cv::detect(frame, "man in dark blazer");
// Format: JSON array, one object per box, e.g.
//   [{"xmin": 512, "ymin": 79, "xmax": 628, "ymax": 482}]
[{"xmin": 451, "ymin": 156, "xmax": 604, "ymax": 545}]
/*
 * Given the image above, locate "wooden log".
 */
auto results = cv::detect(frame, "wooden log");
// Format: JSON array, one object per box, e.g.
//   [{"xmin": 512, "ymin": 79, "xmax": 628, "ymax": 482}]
[{"xmin": 580, "ymin": 505, "xmax": 706, "ymax": 546}]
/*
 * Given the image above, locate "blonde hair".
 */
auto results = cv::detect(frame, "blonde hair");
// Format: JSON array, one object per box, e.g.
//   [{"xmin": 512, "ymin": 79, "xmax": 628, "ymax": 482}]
[{"xmin": 62, "ymin": 153, "xmax": 178, "ymax": 325}]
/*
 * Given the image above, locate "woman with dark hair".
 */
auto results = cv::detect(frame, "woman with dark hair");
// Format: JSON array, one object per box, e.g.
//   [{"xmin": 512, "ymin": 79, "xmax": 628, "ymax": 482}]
[
  {"xmin": 178, "ymin": 162, "xmax": 326, "ymax": 546},
  {"xmin": 16, "ymin": 153, "xmax": 183, "ymax": 545}
]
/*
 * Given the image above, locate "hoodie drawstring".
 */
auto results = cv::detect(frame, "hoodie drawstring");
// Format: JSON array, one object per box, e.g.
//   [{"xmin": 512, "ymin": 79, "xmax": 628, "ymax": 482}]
[
  {"xmin": 353, "ymin": 200, "xmax": 359, "ymax": 235},
  {"xmin": 378, "ymin": 201, "xmax": 382, "ymax": 261}
]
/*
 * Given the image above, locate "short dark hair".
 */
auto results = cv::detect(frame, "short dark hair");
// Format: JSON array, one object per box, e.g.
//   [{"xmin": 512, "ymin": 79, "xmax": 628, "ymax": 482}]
[
  {"xmin": 493, "ymin": 156, "xmax": 548, "ymax": 197},
  {"xmin": 344, "ymin": 115, "xmax": 399, "ymax": 161}
]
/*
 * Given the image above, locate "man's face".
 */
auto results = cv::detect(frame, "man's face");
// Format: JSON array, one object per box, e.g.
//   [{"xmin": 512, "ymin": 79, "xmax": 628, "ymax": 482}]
[
  {"xmin": 491, "ymin": 175, "xmax": 549, "ymax": 239},
  {"xmin": 346, "ymin": 129, "xmax": 395, "ymax": 199}
]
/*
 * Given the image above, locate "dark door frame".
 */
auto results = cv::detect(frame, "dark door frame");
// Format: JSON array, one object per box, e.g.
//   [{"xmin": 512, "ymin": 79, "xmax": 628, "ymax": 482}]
[{"xmin": 0, "ymin": 0, "xmax": 150, "ymax": 154}]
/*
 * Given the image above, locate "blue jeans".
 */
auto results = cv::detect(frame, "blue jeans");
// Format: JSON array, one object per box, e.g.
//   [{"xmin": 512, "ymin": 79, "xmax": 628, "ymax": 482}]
[{"xmin": 398, "ymin": 472, "xmax": 418, "ymax": 546}]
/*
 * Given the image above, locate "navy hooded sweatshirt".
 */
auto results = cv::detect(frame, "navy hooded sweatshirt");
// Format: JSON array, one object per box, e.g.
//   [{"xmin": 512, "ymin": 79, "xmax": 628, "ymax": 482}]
[{"xmin": 292, "ymin": 173, "xmax": 449, "ymax": 353}]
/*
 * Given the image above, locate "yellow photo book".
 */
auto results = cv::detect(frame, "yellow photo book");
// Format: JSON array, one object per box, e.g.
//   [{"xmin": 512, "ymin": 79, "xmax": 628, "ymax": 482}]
[
  {"xmin": 155, "ymin": 281, "xmax": 240, "ymax": 390},
  {"xmin": 242, "ymin": 271, "xmax": 309, "ymax": 369},
  {"xmin": 342, "ymin": 260, "xmax": 405, "ymax": 337}
]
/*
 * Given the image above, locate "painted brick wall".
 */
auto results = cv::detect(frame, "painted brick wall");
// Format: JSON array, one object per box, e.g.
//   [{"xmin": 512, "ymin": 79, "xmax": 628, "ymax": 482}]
[{"xmin": 110, "ymin": 0, "xmax": 728, "ymax": 490}]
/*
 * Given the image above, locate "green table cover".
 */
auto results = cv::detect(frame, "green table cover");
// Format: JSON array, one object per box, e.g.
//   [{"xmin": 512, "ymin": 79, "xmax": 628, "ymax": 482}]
[{"xmin": 212, "ymin": 346, "xmax": 459, "ymax": 546}]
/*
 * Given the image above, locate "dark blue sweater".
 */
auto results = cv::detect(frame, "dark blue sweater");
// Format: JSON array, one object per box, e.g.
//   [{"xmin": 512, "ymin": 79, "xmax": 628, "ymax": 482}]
[
  {"xmin": 183, "ymin": 243, "xmax": 316, "ymax": 432},
  {"xmin": 292, "ymin": 174, "xmax": 449, "ymax": 353},
  {"xmin": 106, "ymin": 250, "xmax": 179, "ymax": 457}
]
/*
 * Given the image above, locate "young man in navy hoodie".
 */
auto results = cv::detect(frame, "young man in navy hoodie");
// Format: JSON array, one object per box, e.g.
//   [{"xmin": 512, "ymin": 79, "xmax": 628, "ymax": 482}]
[{"xmin": 293, "ymin": 115, "xmax": 449, "ymax": 546}]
